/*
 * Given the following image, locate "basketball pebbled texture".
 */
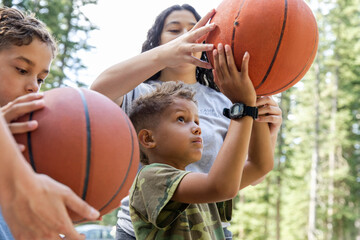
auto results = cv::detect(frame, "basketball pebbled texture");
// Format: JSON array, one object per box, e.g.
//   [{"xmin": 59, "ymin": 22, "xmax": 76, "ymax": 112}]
[
  {"xmin": 14, "ymin": 87, "xmax": 139, "ymax": 222},
  {"xmin": 205, "ymin": 0, "xmax": 319, "ymax": 96}
]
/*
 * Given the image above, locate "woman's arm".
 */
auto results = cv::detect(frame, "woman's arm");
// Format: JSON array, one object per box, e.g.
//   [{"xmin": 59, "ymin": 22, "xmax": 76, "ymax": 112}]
[{"xmin": 90, "ymin": 9, "xmax": 216, "ymax": 105}]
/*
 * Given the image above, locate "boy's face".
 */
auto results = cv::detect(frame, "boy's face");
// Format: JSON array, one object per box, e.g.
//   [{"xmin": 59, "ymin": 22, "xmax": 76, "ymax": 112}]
[
  {"xmin": 0, "ymin": 38, "xmax": 53, "ymax": 106},
  {"xmin": 151, "ymin": 98, "xmax": 203, "ymax": 170}
]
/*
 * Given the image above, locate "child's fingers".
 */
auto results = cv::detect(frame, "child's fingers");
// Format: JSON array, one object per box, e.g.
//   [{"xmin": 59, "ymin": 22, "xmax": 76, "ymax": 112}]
[
  {"xmin": 224, "ymin": 45, "xmax": 238, "ymax": 74},
  {"xmin": 2, "ymin": 93, "xmax": 43, "ymax": 109},
  {"xmin": 8, "ymin": 120, "xmax": 38, "ymax": 134},
  {"xmin": 241, "ymin": 52, "xmax": 250, "ymax": 75},
  {"xmin": 18, "ymin": 144, "xmax": 25, "ymax": 152},
  {"xmin": 217, "ymin": 43, "xmax": 230, "ymax": 78},
  {"xmin": 256, "ymin": 96, "xmax": 276, "ymax": 107},
  {"xmin": 213, "ymin": 49, "xmax": 224, "ymax": 81},
  {"xmin": 3, "ymin": 100, "xmax": 45, "ymax": 123}
]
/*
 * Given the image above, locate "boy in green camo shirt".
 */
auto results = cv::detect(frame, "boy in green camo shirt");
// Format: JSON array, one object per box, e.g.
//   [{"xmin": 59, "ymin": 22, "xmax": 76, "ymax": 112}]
[{"xmin": 129, "ymin": 49, "xmax": 273, "ymax": 239}]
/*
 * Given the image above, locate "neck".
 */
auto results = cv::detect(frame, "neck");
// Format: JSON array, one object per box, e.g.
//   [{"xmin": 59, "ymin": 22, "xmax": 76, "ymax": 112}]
[
  {"xmin": 148, "ymin": 157, "xmax": 187, "ymax": 171},
  {"xmin": 159, "ymin": 67, "xmax": 197, "ymax": 84}
]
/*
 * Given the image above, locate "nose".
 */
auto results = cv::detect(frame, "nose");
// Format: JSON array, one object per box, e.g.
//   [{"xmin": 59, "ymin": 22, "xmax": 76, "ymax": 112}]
[
  {"xmin": 26, "ymin": 78, "xmax": 39, "ymax": 93},
  {"xmin": 192, "ymin": 125, "xmax": 201, "ymax": 135}
]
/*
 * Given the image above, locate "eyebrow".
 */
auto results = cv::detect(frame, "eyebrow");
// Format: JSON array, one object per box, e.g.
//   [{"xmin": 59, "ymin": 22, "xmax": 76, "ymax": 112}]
[
  {"xmin": 15, "ymin": 56, "xmax": 49, "ymax": 74},
  {"xmin": 174, "ymin": 107, "xmax": 199, "ymax": 119},
  {"xmin": 164, "ymin": 21, "xmax": 196, "ymax": 28}
]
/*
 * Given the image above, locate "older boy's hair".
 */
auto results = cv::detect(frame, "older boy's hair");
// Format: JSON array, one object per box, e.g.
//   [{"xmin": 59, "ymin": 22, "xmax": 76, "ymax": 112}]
[
  {"xmin": 129, "ymin": 81, "xmax": 196, "ymax": 165},
  {"xmin": 0, "ymin": 7, "xmax": 57, "ymax": 57}
]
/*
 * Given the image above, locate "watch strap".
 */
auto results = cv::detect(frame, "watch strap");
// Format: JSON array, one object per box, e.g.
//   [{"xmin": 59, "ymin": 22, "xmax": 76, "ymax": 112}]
[
  {"xmin": 223, "ymin": 104, "xmax": 258, "ymax": 119},
  {"xmin": 223, "ymin": 108, "xmax": 231, "ymax": 118},
  {"xmin": 244, "ymin": 105, "xmax": 258, "ymax": 119}
]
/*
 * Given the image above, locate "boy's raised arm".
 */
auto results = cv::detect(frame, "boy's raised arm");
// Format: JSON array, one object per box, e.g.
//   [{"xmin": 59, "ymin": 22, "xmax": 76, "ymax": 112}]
[{"xmin": 172, "ymin": 44, "xmax": 258, "ymax": 204}]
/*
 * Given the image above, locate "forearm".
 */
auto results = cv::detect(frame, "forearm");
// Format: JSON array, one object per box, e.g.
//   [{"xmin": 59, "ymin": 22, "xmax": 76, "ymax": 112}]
[
  {"xmin": 0, "ymin": 116, "xmax": 35, "ymax": 204},
  {"xmin": 240, "ymin": 121, "xmax": 274, "ymax": 189},
  {"xmin": 208, "ymin": 117, "xmax": 254, "ymax": 198},
  {"xmin": 173, "ymin": 117, "xmax": 253, "ymax": 203},
  {"xmin": 91, "ymin": 46, "xmax": 167, "ymax": 101}
]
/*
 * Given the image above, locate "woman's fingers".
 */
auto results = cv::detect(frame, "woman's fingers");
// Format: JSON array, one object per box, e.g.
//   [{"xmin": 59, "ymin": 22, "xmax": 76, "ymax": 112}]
[{"xmin": 192, "ymin": 9, "xmax": 216, "ymax": 31}]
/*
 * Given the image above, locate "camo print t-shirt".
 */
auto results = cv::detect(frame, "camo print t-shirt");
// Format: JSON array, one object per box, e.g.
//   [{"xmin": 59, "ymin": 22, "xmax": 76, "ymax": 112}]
[{"xmin": 130, "ymin": 163, "xmax": 232, "ymax": 240}]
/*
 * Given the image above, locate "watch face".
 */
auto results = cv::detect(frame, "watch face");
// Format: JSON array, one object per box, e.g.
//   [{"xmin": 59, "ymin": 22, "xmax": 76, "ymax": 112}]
[{"xmin": 231, "ymin": 104, "xmax": 244, "ymax": 116}]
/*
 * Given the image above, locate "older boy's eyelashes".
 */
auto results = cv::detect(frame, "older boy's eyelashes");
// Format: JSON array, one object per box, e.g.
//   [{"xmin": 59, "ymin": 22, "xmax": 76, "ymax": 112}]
[
  {"xmin": 37, "ymin": 79, "xmax": 44, "ymax": 85},
  {"xmin": 16, "ymin": 67, "xmax": 28, "ymax": 75}
]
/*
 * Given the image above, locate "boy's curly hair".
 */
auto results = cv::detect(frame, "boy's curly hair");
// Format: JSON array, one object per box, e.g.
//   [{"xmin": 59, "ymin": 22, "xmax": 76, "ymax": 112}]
[
  {"xmin": 129, "ymin": 81, "xmax": 196, "ymax": 165},
  {"xmin": 0, "ymin": 7, "xmax": 57, "ymax": 57}
]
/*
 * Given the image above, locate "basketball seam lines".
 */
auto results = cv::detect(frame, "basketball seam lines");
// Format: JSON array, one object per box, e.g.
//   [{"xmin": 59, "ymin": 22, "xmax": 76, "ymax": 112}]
[
  {"xmin": 231, "ymin": 0, "xmax": 246, "ymax": 51},
  {"xmin": 27, "ymin": 111, "xmax": 36, "ymax": 171},
  {"xmin": 262, "ymin": 9, "xmax": 319, "ymax": 95},
  {"xmin": 76, "ymin": 88, "xmax": 92, "ymax": 201},
  {"xmin": 256, "ymin": 0, "xmax": 288, "ymax": 90},
  {"xmin": 98, "ymin": 110, "xmax": 135, "ymax": 212}
]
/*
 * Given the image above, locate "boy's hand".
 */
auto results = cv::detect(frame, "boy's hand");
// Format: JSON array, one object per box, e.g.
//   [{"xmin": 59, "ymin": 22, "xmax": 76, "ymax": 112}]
[
  {"xmin": 1, "ymin": 93, "xmax": 45, "ymax": 145},
  {"xmin": 212, "ymin": 43, "xmax": 256, "ymax": 106},
  {"xmin": 255, "ymin": 96, "xmax": 282, "ymax": 139}
]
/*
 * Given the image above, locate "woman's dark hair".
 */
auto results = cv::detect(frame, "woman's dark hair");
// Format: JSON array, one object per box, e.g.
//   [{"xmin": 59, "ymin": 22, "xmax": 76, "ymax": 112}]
[{"xmin": 141, "ymin": 4, "xmax": 218, "ymax": 91}]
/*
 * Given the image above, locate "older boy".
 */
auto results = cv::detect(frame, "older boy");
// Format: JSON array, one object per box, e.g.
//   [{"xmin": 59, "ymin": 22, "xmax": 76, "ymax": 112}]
[
  {"xmin": 128, "ymin": 50, "xmax": 273, "ymax": 239},
  {"xmin": 0, "ymin": 7, "xmax": 99, "ymax": 240}
]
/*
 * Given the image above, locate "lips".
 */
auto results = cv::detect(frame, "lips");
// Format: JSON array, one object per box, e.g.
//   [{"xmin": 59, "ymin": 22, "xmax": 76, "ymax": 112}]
[{"xmin": 192, "ymin": 137, "xmax": 203, "ymax": 144}]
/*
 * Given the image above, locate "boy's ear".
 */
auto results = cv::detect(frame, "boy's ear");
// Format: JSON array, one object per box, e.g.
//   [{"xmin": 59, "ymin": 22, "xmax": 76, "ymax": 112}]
[{"xmin": 138, "ymin": 129, "xmax": 156, "ymax": 149}]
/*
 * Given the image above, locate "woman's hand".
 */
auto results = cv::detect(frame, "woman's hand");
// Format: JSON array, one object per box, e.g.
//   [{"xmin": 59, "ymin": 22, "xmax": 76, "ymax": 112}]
[{"xmin": 158, "ymin": 9, "xmax": 216, "ymax": 69}]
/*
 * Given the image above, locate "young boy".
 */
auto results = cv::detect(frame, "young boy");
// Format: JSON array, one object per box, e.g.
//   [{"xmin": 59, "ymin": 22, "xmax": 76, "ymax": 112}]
[
  {"xmin": 0, "ymin": 7, "xmax": 99, "ymax": 240},
  {"xmin": 128, "ymin": 50, "xmax": 273, "ymax": 239}
]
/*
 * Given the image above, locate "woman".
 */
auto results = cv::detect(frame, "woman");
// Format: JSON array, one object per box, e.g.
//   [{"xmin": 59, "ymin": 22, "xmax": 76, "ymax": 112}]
[{"xmin": 91, "ymin": 4, "xmax": 282, "ymax": 239}]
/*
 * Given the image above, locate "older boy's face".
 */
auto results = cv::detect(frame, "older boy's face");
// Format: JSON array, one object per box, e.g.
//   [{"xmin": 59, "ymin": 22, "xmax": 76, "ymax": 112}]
[
  {"xmin": 0, "ymin": 39, "xmax": 53, "ymax": 106},
  {"xmin": 152, "ymin": 98, "xmax": 203, "ymax": 170}
]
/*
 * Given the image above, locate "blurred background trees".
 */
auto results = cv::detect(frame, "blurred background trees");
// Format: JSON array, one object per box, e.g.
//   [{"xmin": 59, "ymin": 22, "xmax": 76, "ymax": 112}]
[
  {"xmin": 1, "ymin": 0, "xmax": 98, "ymax": 89},
  {"xmin": 1, "ymin": 0, "xmax": 358, "ymax": 239}
]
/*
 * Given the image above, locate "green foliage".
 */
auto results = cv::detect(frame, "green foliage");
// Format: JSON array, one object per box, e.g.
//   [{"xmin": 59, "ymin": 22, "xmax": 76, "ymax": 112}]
[
  {"xmin": 0, "ymin": 0, "xmax": 98, "ymax": 89},
  {"xmin": 1, "ymin": 0, "xmax": 358, "ymax": 238}
]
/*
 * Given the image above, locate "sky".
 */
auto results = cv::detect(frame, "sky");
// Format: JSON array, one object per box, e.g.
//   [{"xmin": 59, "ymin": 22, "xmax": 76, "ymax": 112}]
[{"xmin": 77, "ymin": 0, "xmax": 222, "ymax": 87}]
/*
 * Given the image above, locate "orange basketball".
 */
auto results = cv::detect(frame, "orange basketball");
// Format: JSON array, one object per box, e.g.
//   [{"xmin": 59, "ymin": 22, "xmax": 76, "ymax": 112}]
[
  {"xmin": 14, "ymin": 87, "xmax": 139, "ymax": 222},
  {"xmin": 205, "ymin": 0, "xmax": 318, "ymax": 96}
]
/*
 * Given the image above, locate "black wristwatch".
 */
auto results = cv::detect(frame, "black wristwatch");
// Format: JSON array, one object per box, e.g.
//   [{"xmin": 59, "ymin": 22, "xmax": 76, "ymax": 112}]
[{"xmin": 223, "ymin": 103, "xmax": 258, "ymax": 120}]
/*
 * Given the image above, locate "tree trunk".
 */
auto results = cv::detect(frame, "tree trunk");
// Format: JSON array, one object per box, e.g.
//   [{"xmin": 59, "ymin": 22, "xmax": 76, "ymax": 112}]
[
  {"xmin": 326, "ymin": 59, "xmax": 339, "ymax": 240},
  {"xmin": 308, "ymin": 59, "xmax": 320, "ymax": 240}
]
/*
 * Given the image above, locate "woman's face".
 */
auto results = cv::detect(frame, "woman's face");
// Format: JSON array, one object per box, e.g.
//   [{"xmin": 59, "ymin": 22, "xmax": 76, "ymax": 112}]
[{"xmin": 160, "ymin": 10, "xmax": 201, "ymax": 59}]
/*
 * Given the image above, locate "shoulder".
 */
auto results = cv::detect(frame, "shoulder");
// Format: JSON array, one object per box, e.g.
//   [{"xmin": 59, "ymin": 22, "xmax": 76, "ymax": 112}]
[{"xmin": 137, "ymin": 163, "xmax": 188, "ymax": 185}]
